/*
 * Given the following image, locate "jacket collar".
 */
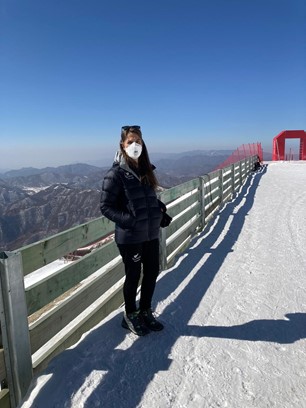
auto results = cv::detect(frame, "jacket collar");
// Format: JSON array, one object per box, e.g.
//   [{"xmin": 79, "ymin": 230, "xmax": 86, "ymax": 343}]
[{"xmin": 113, "ymin": 151, "xmax": 140, "ymax": 181}]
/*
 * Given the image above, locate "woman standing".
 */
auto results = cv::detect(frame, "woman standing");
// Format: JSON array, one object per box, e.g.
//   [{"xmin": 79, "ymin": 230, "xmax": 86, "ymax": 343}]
[{"xmin": 100, "ymin": 125, "xmax": 171, "ymax": 336}]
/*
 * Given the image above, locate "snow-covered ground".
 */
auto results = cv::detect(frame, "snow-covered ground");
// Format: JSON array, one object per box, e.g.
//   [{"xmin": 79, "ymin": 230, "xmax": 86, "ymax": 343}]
[{"xmin": 21, "ymin": 161, "xmax": 306, "ymax": 408}]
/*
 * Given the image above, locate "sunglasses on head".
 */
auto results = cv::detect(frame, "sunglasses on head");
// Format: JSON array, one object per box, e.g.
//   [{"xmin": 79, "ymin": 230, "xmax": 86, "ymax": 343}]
[{"xmin": 121, "ymin": 125, "xmax": 141, "ymax": 131}]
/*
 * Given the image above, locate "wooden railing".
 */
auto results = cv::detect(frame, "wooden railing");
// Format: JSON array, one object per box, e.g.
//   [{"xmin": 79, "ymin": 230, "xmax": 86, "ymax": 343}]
[{"xmin": 0, "ymin": 156, "xmax": 256, "ymax": 407}]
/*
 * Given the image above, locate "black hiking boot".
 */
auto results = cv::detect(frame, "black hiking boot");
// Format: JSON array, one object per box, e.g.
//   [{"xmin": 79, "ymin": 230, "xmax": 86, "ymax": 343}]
[
  {"xmin": 140, "ymin": 309, "xmax": 164, "ymax": 331},
  {"xmin": 121, "ymin": 311, "xmax": 150, "ymax": 336}
]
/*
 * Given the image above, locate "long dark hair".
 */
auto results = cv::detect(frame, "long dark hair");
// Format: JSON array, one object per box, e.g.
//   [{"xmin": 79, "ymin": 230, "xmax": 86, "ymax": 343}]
[{"xmin": 120, "ymin": 126, "xmax": 159, "ymax": 190}]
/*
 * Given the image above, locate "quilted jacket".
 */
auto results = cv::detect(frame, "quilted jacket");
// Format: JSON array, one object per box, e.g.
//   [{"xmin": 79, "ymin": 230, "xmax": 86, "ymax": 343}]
[{"xmin": 100, "ymin": 154, "xmax": 164, "ymax": 244}]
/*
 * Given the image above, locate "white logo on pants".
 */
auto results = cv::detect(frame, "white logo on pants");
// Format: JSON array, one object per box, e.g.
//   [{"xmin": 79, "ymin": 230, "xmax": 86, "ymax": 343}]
[{"xmin": 132, "ymin": 253, "xmax": 141, "ymax": 262}]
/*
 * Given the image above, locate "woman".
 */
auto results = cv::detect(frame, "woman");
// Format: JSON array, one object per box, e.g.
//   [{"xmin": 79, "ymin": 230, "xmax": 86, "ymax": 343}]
[{"xmin": 100, "ymin": 125, "xmax": 171, "ymax": 336}]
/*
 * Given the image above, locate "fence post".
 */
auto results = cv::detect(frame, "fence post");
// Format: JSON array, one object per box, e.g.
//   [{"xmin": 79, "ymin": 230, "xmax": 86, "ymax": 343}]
[
  {"xmin": 239, "ymin": 160, "xmax": 242, "ymax": 184},
  {"xmin": 219, "ymin": 168, "xmax": 224, "ymax": 202},
  {"xmin": 0, "ymin": 251, "xmax": 33, "ymax": 408},
  {"xmin": 199, "ymin": 176, "xmax": 206, "ymax": 230},
  {"xmin": 231, "ymin": 163, "xmax": 235, "ymax": 196},
  {"xmin": 249, "ymin": 157, "xmax": 252, "ymax": 173},
  {"xmin": 159, "ymin": 229, "xmax": 167, "ymax": 271}
]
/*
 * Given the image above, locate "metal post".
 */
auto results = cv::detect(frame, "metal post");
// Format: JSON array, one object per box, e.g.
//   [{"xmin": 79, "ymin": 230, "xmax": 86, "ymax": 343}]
[
  {"xmin": 0, "ymin": 251, "xmax": 33, "ymax": 408},
  {"xmin": 276, "ymin": 139, "xmax": 280, "ymax": 160}
]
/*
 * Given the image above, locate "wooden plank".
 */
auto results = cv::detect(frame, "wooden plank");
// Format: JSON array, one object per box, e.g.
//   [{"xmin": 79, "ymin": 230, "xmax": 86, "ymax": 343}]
[
  {"xmin": 204, "ymin": 180, "xmax": 220, "ymax": 196},
  {"xmin": 20, "ymin": 216, "xmax": 115, "ymax": 276},
  {"xmin": 234, "ymin": 176, "xmax": 241, "ymax": 186},
  {"xmin": 233, "ymin": 172, "xmax": 241, "ymax": 183},
  {"xmin": 204, "ymin": 186, "xmax": 220, "ymax": 203},
  {"xmin": 222, "ymin": 179, "xmax": 232, "ymax": 193},
  {"xmin": 166, "ymin": 203, "xmax": 201, "ymax": 240},
  {"xmin": 0, "ymin": 349, "xmax": 6, "ymax": 382},
  {"xmin": 204, "ymin": 189, "xmax": 221, "ymax": 207},
  {"xmin": 29, "ymin": 260, "xmax": 125, "ymax": 354},
  {"xmin": 202, "ymin": 174, "xmax": 221, "ymax": 208},
  {"xmin": 26, "ymin": 240, "xmax": 120, "ymax": 315},
  {"xmin": 166, "ymin": 236, "xmax": 193, "ymax": 268},
  {"xmin": 0, "ymin": 389, "xmax": 10, "ymax": 408},
  {"xmin": 208, "ymin": 174, "xmax": 222, "ymax": 191},
  {"xmin": 222, "ymin": 172, "xmax": 232, "ymax": 183},
  {"xmin": 167, "ymin": 191, "xmax": 200, "ymax": 218},
  {"xmin": 222, "ymin": 182, "xmax": 232, "ymax": 196},
  {"xmin": 167, "ymin": 216, "xmax": 201, "ymax": 257},
  {"xmin": 234, "ymin": 179, "xmax": 241, "ymax": 192},
  {"xmin": 202, "ymin": 173, "xmax": 220, "ymax": 188},
  {"xmin": 222, "ymin": 170, "xmax": 232, "ymax": 180},
  {"xmin": 203, "ymin": 169, "xmax": 220, "ymax": 182},
  {"xmin": 233, "ymin": 175, "xmax": 240, "ymax": 186},
  {"xmin": 33, "ymin": 285, "xmax": 124, "ymax": 373},
  {"xmin": 159, "ymin": 178, "xmax": 200, "ymax": 204},
  {"xmin": 205, "ymin": 198, "xmax": 221, "ymax": 220},
  {"xmin": 222, "ymin": 189, "xmax": 232, "ymax": 203}
]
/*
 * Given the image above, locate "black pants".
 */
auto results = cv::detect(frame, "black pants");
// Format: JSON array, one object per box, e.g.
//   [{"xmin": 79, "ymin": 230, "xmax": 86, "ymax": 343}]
[{"xmin": 117, "ymin": 239, "xmax": 160, "ymax": 314}]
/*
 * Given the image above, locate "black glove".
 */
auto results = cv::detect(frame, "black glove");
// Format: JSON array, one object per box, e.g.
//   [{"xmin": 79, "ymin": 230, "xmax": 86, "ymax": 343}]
[
  {"xmin": 158, "ymin": 199, "xmax": 167, "ymax": 213},
  {"xmin": 160, "ymin": 212, "xmax": 172, "ymax": 228}
]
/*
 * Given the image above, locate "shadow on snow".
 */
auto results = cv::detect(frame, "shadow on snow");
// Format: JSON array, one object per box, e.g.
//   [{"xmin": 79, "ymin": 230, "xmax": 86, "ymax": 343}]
[
  {"xmin": 27, "ymin": 165, "xmax": 299, "ymax": 408},
  {"xmin": 186, "ymin": 312, "xmax": 306, "ymax": 344}
]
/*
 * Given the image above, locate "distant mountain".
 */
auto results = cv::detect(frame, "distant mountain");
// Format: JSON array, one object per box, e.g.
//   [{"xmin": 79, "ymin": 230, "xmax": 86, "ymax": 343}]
[
  {"xmin": 2, "ymin": 163, "xmax": 103, "ymax": 179},
  {"xmin": 0, "ymin": 151, "xmax": 233, "ymax": 250},
  {"xmin": 154, "ymin": 152, "xmax": 232, "ymax": 179},
  {"xmin": 0, "ymin": 183, "xmax": 101, "ymax": 251},
  {"xmin": 0, "ymin": 178, "xmax": 28, "ymax": 211},
  {"xmin": 263, "ymin": 151, "xmax": 272, "ymax": 161},
  {"xmin": 150, "ymin": 149, "xmax": 234, "ymax": 161}
]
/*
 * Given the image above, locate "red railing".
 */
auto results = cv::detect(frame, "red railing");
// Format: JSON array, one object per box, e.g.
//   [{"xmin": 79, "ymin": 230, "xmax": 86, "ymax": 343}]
[{"xmin": 215, "ymin": 142, "xmax": 263, "ymax": 170}]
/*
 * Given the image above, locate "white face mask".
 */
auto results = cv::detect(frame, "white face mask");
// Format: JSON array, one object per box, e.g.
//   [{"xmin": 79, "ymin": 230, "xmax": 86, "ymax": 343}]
[{"xmin": 125, "ymin": 142, "xmax": 142, "ymax": 159}]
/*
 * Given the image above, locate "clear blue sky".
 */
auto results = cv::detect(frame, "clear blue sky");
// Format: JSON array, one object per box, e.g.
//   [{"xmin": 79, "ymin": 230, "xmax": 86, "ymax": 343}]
[{"xmin": 1, "ymin": 0, "xmax": 305, "ymax": 169}]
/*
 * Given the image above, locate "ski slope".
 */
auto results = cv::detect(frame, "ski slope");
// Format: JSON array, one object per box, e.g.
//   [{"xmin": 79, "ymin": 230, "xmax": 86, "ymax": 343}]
[{"xmin": 21, "ymin": 161, "xmax": 306, "ymax": 408}]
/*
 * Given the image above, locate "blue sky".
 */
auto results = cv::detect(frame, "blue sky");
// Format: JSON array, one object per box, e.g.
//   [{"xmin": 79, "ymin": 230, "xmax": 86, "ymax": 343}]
[{"xmin": 1, "ymin": 0, "xmax": 305, "ymax": 169}]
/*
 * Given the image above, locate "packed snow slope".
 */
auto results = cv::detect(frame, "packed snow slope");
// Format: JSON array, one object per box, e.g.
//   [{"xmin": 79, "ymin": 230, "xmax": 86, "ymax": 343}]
[{"xmin": 21, "ymin": 161, "xmax": 306, "ymax": 408}]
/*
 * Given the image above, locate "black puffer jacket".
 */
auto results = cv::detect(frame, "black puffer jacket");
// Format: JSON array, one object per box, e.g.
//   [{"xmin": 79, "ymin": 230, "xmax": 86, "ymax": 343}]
[{"xmin": 100, "ymin": 155, "xmax": 164, "ymax": 245}]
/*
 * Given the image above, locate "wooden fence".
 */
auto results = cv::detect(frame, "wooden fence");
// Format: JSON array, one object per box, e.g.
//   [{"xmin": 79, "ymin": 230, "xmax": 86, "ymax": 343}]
[{"xmin": 0, "ymin": 156, "xmax": 256, "ymax": 407}]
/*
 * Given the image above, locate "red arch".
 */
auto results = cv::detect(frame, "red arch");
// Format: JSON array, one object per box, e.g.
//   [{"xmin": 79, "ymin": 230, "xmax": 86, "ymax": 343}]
[{"xmin": 272, "ymin": 130, "xmax": 306, "ymax": 161}]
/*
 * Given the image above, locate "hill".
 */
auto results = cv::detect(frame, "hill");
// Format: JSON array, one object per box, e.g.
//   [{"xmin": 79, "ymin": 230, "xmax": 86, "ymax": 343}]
[{"xmin": 0, "ymin": 151, "xmax": 233, "ymax": 250}]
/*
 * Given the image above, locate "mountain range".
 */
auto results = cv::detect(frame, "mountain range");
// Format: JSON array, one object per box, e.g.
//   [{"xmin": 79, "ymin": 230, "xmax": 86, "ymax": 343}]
[{"xmin": 1, "ymin": 150, "xmax": 270, "ymax": 251}]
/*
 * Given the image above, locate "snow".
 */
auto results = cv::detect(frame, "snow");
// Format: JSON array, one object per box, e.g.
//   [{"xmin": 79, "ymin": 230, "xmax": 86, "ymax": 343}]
[
  {"xmin": 20, "ymin": 161, "xmax": 306, "ymax": 408},
  {"xmin": 22, "ymin": 186, "xmax": 50, "ymax": 195},
  {"xmin": 24, "ymin": 260, "xmax": 71, "ymax": 289}
]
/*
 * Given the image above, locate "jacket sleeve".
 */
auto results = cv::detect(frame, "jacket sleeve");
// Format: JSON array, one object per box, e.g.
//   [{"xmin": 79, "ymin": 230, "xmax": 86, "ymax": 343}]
[{"xmin": 100, "ymin": 168, "xmax": 136, "ymax": 229}]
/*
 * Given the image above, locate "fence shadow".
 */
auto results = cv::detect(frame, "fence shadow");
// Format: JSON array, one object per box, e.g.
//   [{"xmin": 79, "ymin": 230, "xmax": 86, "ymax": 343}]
[{"xmin": 26, "ymin": 166, "xmax": 267, "ymax": 408}]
